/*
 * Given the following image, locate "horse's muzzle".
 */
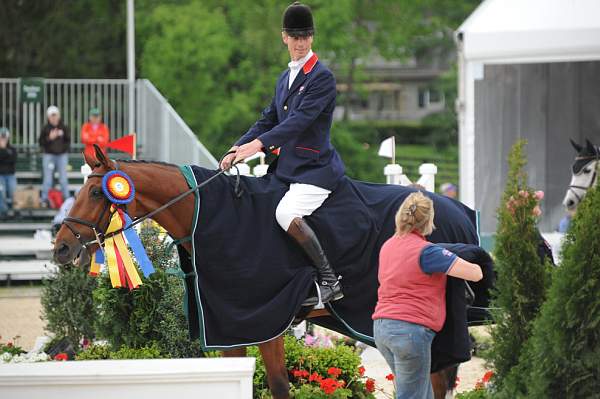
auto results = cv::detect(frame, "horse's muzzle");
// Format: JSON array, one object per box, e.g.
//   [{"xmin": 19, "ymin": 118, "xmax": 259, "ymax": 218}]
[{"xmin": 53, "ymin": 240, "xmax": 89, "ymax": 267}]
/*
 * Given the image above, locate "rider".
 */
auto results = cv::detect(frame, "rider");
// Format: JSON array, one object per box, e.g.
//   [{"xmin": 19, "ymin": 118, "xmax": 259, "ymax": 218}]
[{"xmin": 221, "ymin": 2, "xmax": 345, "ymax": 306}]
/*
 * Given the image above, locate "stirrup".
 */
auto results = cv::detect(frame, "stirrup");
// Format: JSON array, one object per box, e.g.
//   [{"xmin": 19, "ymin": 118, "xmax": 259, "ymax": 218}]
[{"xmin": 313, "ymin": 280, "xmax": 325, "ymax": 310}]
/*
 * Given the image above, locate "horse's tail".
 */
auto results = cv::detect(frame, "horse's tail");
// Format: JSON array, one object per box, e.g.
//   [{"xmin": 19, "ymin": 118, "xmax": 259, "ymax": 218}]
[{"xmin": 446, "ymin": 365, "xmax": 459, "ymax": 392}]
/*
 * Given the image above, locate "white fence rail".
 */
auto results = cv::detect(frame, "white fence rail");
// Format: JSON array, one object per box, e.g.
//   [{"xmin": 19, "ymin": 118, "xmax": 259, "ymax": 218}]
[{"xmin": 0, "ymin": 358, "xmax": 255, "ymax": 399}]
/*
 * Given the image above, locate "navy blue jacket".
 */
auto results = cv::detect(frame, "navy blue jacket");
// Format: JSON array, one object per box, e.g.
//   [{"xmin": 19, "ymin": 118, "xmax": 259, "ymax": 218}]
[{"xmin": 235, "ymin": 54, "xmax": 345, "ymax": 190}]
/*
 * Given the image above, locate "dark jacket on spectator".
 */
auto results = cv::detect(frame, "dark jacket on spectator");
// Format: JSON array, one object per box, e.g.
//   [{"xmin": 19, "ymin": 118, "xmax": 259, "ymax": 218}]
[
  {"xmin": 39, "ymin": 123, "xmax": 70, "ymax": 154},
  {"xmin": 0, "ymin": 144, "xmax": 17, "ymax": 174}
]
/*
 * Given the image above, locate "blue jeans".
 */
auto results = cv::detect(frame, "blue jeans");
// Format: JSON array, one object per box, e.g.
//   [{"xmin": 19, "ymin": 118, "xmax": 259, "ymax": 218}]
[
  {"xmin": 0, "ymin": 174, "xmax": 17, "ymax": 213},
  {"xmin": 42, "ymin": 153, "xmax": 70, "ymax": 201},
  {"xmin": 374, "ymin": 318, "xmax": 436, "ymax": 399}
]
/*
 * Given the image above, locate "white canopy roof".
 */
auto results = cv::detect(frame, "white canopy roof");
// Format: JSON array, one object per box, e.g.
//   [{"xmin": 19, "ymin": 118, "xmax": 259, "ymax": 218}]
[{"xmin": 457, "ymin": 0, "xmax": 600, "ymax": 64}]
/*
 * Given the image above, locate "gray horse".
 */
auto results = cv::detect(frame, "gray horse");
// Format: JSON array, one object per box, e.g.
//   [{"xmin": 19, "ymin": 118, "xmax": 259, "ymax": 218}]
[{"xmin": 563, "ymin": 139, "xmax": 599, "ymax": 211}]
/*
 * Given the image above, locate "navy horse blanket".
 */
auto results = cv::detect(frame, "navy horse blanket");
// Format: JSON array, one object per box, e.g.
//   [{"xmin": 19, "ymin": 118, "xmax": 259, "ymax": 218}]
[{"xmin": 178, "ymin": 165, "xmax": 493, "ymax": 371}]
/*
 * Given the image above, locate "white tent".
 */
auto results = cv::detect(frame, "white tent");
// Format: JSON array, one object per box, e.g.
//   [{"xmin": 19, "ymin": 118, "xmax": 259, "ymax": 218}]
[{"xmin": 456, "ymin": 0, "xmax": 600, "ymax": 209}]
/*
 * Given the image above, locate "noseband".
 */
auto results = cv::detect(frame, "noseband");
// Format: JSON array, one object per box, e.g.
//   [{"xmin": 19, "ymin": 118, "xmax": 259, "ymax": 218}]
[{"xmin": 568, "ymin": 152, "xmax": 599, "ymax": 203}]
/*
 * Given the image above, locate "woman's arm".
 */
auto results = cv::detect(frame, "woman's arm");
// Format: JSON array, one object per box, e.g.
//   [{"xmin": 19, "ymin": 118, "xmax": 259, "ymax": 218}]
[
  {"xmin": 419, "ymin": 244, "xmax": 483, "ymax": 282},
  {"xmin": 447, "ymin": 258, "xmax": 483, "ymax": 282}
]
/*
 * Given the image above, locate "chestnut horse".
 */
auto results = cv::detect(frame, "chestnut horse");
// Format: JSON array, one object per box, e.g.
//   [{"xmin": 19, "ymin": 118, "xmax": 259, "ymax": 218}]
[{"xmin": 54, "ymin": 146, "xmax": 457, "ymax": 399}]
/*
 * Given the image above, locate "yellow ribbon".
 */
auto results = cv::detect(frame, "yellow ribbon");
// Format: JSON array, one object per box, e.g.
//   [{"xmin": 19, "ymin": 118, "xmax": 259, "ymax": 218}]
[
  {"xmin": 105, "ymin": 236, "xmax": 122, "ymax": 288},
  {"xmin": 89, "ymin": 252, "xmax": 101, "ymax": 276},
  {"xmin": 92, "ymin": 205, "xmax": 145, "ymax": 289}
]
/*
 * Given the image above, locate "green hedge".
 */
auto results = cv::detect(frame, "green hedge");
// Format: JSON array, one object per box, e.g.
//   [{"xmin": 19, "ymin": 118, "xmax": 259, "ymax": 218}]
[{"xmin": 41, "ymin": 265, "xmax": 98, "ymax": 350}]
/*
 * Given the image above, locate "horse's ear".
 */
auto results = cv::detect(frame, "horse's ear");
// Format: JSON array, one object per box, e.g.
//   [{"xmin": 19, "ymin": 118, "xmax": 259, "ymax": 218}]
[
  {"xmin": 94, "ymin": 144, "xmax": 113, "ymax": 169},
  {"xmin": 570, "ymin": 138, "xmax": 583, "ymax": 153},
  {"xmin": 585, "ymin": 139, "xmax": 596, "ymax": 154},
  {"xmin": 83, "ymin": 151, "xmax": 97, "ymax": 168}
]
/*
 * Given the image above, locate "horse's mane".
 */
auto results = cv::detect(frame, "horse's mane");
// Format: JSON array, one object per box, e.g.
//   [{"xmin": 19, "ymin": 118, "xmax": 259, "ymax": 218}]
[{"xmin": 117, "ymin": 159, "xmax": 178, "ymax": 168}]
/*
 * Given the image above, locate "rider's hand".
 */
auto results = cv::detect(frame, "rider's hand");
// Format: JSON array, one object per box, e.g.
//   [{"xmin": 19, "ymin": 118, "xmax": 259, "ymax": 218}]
[
  {"xmin": 234, "ymin": 139, "xmax": 263, "ymax": 165},
  {"xmin": 220, "ymin": 146, "xmax": 239, "ymax": 170}
]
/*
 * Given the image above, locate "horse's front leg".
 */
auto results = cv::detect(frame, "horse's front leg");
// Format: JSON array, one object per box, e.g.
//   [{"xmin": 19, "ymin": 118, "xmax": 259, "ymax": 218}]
[
  {"xmin": 259, "ymin": 336, "xmax": 289, "ymax": 399},
  {"xmin": 221, "ymin": 347, "xmax": 247, "ymax": 357}
]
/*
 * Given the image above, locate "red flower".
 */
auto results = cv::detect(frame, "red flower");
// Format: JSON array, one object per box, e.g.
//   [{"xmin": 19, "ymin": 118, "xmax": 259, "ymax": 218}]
[
  {"xmin": 358, "ymin": 365, "xmax": 366, "ymax": 376},
  {"xmin": 54, "ymin": 352, "xmax": 68, "ymax": 361},
  {"xmin": 475, "ymin": 380, "xmax": 484, "ymax": 390},
  {"xmin": 386, "ymin": 373, "xmax": 395, "ymax": 381},
  {"xmin": 365, "ymin": 378, "xmax": 376, "ymax": 393},
  {"xmin": 482, "ymin": 370, "xmax": 494, "ymax": 383},
  {"xmin": 319, "ymin": 378, "xmax": 340, "ymax": 395},
  {"xmin": 291, "ymin": 369, "xmax": 309, "ymax": 379},
  {"xmin": 6, "ymin": 342, "xmax": 13, "ymax": 348},
  {"xmin": 309, "ymin": 372, "xmax": 323, "ymax": 383},
  {"xmin": 327, "ymin": 367, "xmax": 342, "ymax": 378}
]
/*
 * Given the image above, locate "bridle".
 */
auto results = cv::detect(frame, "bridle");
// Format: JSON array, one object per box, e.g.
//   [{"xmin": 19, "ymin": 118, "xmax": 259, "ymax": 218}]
[
  {"xmin": 61, "ymin": 153, "xmax": 241, "ymax": 256},
  {"xmin": 568, "ymin": 151, "xmax": 599, "ymax": 203}
]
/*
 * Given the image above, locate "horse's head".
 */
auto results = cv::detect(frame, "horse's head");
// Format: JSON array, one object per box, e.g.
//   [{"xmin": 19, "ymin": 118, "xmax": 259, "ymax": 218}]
[
  {"xmin": 563, "ymin": 138, "xmax": 599, "ymax": 211},
  {"xmin": 53, "ymin": 145, "xmax": 118, "ymax": 266}
]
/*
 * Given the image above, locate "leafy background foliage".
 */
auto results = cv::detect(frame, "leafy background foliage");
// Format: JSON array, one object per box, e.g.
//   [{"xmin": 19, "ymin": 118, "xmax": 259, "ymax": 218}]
[{"xmin": 1, "ymin": 0, "xmax": 479, "ymax": 186}]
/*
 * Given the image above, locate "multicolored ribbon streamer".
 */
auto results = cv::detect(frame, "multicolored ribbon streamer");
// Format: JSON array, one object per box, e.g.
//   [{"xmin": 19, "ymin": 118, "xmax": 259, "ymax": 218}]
[{"xmin": 90, "ymin": 205, "xmax": 154, "ymax": 289}]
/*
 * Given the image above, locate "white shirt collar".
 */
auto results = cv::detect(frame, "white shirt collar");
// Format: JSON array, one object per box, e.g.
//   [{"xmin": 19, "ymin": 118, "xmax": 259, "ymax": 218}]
[{"xmin": 288, "ymin": 50, "xmax": 314, "ymax": 70}]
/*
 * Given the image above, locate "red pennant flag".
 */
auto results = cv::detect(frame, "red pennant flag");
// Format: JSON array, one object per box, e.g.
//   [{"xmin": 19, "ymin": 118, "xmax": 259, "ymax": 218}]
[{"xmin": 107, "ymin": 134, "xmax": 136, "ymax": 157}]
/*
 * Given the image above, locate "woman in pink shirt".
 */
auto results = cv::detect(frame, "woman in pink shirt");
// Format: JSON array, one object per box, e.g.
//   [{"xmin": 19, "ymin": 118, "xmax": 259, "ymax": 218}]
[{"xmin": 373, "ymin": 191, "xmax": 482, "ymax": 399}]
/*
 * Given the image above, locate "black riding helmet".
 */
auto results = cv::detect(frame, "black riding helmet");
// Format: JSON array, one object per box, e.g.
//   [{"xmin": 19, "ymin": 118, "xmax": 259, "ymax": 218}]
[{"xmin": 282, "ymin": 2, "xmax": 314, "ymax": 38}]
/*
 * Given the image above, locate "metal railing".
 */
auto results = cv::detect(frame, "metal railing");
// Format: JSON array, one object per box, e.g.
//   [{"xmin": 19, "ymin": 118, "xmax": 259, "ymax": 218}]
[
  {"xmin": 0, "ymin": 78, "xmax": 217, "ymax": 168},
  {"xmin": 1, "ymin": 78, "xmax": 130, "ymax": 149},
  {"xmin": 135, "ymin": 79, "xmax": 217, "ymax": 167}
]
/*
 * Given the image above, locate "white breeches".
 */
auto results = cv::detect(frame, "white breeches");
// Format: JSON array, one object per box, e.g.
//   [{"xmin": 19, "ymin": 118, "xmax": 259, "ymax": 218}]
[{"xmin": 275, "ymin": 183, "xmax": 331, "ymax": 231}]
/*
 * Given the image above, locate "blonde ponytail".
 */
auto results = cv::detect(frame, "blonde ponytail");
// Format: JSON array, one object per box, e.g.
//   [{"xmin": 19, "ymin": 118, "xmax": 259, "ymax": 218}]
[{"xmin": 395, "ymin": 191, "xmax": 435, "ymax": 236}]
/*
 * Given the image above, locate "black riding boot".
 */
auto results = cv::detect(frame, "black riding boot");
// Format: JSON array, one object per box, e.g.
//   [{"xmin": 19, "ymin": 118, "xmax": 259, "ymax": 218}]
[{"xmin": 287, "ymin": 217, "xmax": 343, "ymax": 306}]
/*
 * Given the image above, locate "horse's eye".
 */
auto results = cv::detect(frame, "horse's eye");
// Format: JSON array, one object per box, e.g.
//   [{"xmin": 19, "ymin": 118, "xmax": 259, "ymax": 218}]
[
  {"xmin": 584, "ymin": 168, "xmax": 592, "ymax": 174},
  {"xmin": 90, "ymin": 187, "xmax": 103, "ymax": 198}
]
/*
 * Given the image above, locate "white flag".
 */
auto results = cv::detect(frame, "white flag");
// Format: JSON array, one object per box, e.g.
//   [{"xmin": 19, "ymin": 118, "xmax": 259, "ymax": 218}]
[{"xmin": 378, "ymin": 137, "xmax": 395, "ymax": 158}]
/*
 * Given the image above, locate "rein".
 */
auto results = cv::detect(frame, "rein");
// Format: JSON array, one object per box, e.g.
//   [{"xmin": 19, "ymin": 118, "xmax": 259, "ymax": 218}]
[{"xmin": 63, "ymin": 152, "xmax": 240, "ymax": 252}]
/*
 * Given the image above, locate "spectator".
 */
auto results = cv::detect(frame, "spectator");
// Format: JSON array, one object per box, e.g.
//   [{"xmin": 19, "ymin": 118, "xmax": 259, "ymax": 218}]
[
  {"xmin": 81, "ymin": 108, "xmax": 109, "ymax": 158},
  {"xmin": 440, "ymin": 182, "xmax": 457, "ymax": 199},
  {"xmin": 0, "ymin": 127, "xmax": 17, "ymax": 217},
  {"xmin": 39, "ymin": 106, "xmax": 70, "ymax": 207}
]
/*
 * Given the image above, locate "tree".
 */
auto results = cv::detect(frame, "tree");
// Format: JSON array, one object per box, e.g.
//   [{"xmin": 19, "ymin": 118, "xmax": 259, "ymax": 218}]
[
  {"xmin": 520, "ymin": 171, "xmax": 600, "ymax": 397},
  {"xmin": 311, "ymin": 0, "xmax": 480, "ymax": 121},
  {"xmin": 139, "ymin": 0, "xmax": 482, "ymax": 155},
  {"xmin": 485, "ymin": 140, "xmax": 551, "ymax": 394},
  {"xmin": 0, "ymin": 0, "xmax": 126, "ymax": 78}
]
